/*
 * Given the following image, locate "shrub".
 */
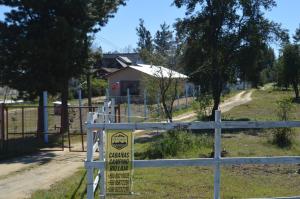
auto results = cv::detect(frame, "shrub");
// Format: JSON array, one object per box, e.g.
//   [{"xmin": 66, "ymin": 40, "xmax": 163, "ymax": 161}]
[
  {"xmin": 192, "ymin": 94, "xmax": 213, "ymax": 121},
  {"xmin": 272, "ymin": 98, "xmax": 295, "ymax": 148},
  {"xmin": 145, "ymin": 130, "xmax": 213, "ymax": 159}
]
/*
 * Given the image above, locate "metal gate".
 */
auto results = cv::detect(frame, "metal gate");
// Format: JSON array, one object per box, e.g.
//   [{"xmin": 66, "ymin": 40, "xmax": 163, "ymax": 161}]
[
  {"xmin": 0, "ymin": 103, "xmax": 103, "ymax": 158},
  {"xmin": 0, "ymin": 105, "xmax": 64, "ymax": 157},
  {"xmin": 67, "ymin": 106, "xmax": 98, "ymax": 152}
]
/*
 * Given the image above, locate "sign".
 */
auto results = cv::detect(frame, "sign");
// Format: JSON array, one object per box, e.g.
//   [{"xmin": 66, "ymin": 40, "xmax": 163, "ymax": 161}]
[
  {"xmin": 106, "ymin": 131, "xmax": 133, "ymax": 194},
  {"xmin": 112, "ymin": 82, "xmax": 120, "ymax": 90}
]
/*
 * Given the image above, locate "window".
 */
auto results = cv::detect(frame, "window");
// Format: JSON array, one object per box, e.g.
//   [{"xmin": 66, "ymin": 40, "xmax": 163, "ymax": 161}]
[{"xmin": 120, "ymin": 81, "xmax": 140, "ymax": 96}]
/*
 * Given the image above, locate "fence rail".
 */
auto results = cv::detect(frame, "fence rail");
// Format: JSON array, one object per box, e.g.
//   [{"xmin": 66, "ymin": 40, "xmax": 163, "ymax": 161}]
[
  {"xmin": 87, "ymin": 120, "xmax": 300, "ymax": 130},
  {"xmin": 85, "ymin": 110, "xmax": 300, "ymax": 199}
]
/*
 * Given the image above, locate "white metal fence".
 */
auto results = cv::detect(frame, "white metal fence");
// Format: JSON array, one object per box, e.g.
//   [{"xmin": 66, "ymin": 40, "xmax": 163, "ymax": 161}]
[{"xmin": 85, "ymin": 110, "xmax": 300, "ymax": 199}]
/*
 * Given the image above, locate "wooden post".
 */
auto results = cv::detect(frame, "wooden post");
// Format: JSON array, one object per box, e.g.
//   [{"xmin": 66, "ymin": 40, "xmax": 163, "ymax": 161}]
[{"xmin": 214, "ymin": 110, "xmax": 221, "ymax": 199}]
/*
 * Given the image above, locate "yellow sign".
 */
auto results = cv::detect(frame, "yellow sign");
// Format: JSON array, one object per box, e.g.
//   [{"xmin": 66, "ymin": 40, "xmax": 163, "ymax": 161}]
[{"xmin": 106, "ymin": 131, "xmax": 133, "ymax": 194}]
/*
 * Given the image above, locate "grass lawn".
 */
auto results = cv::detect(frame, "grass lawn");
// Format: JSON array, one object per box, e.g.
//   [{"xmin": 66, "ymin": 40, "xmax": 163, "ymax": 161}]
[
  {"xmin": 30, "ymin": 86, "xmax": 300, "ymax": 198},
  {"xmin": 223, "ymin": 87, "xmax": 300, "ymax": 121}
]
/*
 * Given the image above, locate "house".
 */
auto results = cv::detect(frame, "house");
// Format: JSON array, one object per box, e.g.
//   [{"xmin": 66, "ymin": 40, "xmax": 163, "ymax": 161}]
[
  {"xmin": 95, "ymin": 53, "xmax": 144, "ymax": 78},
  {"xmin": 107, "ymin": 64, "xmax": 188, "ymax": 102}
]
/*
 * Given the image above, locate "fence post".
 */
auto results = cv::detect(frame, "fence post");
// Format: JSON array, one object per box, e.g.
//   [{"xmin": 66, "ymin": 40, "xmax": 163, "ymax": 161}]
[
  {"xmin": 144, "ymin": 90, "xmax": 147, "ymax": 120},
  {"xmin": 104, "ymin": 101, "xmax": 109, "ymax": 124},
  {"xmin": 99, "ymin": 129, "xmax": 106, "ymax": 199},
  {"xmin": 43, "ymin": 91, "xmax": 48, "ymax": 144},
  {"xmin": 22, "ymin": 107, "xmax": 24, "ymax": 140},
  {"xmin": 0, "ymin": 103, "xmax": 4, "ymax": 151},
  {"xmin": 177, "ymin": 93, "xmax": 180, "ymax": 110},
  {"xmin": 185, "ymin": 83, "xmax": 188, "ymax": 108},
  {"xmin": 78, "ymin": 88, "xmax": 84, "ymax": 151},
  {"xmin": 198, "ymin": 85, "xmax": 201, "ymax": 98},
  {"xmin": 127, "ymin": 88, "xmax": 131, "ymax": 123},
  {"xmin": 214, "ymin": 110, "xmax": 221, "ymax": 199},
  {"xmin": 86, "ymin": 113, "xmax": 94, "ymax": 199},
  {"xmin": 111, "ymin": 98, "xmax": 115, "ymax": 123},
  {"xmin": 106, "ymin": 88, "xmax": 110, "ymax": 101},
  {"xmin": 157, "ymin": 92, "xmax": 160, "ymax": 117},
  {"xmin": 193, "ymin": 87, "xmax": 195, "ymax": 100}
]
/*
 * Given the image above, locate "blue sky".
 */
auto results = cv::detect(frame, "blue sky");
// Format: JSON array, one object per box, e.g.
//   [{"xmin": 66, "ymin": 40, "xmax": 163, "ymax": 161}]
[{"xmin": 1, "ymin": 0, "xmax": 300, "ymax": 54}]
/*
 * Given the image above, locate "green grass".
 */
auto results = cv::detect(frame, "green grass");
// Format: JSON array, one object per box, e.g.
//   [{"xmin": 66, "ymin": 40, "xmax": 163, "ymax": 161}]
[
  {"xmin": 223, "ymin": 87, "xmax": 300, "ymax": 121},
  {"xmin": 29, "ymin": 86, "xmax": 300, "ymax": 198},
  {"xmin": 31, "ymin": 168, "xmax": 88, "ymax": 199},
  {"xmin": 31, "ymin": 165, "xmax": 300, "ymax": 199}
]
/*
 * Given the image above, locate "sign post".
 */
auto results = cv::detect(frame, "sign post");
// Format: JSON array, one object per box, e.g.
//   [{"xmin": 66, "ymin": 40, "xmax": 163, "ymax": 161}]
[{"xmin": 106, "ymin": 131, "xmax": 133, "ymax": 195}]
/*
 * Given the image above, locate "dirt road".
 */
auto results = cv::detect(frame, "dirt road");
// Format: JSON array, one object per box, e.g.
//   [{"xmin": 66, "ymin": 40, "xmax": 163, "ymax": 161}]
[
  {"xmin": 173, "ymin": 90, "xmax": 253, "ymax": 121},
  {"xmin": 0, "ymin": 90, "xmax": 253, "ymax": 199},
  {"xmin": 0, "ymin": 150, "xmax": 86, "ymax": 199}
]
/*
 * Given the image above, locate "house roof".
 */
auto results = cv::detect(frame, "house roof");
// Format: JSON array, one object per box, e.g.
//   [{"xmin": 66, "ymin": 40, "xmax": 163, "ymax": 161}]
[
  {"xmin": 107, "ymin": 64, "xmax": 188, "ymax": 79},
  {"xmin": 97, "ymin": 53, "xmax": 144, "ymax": 69},
  {"xmin": 100, "ymin": 67, "xmax": 120, "ymax": 73},
  {"xmin": 131, "ymin": 64, "xmax": 187, "ymax": 78},
  {"xmin": 116, "ymin": 56, "xmax": 132, "ymax": 65}
]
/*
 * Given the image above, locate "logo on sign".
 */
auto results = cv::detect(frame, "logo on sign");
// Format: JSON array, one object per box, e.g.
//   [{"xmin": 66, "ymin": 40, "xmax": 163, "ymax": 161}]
[{"xmin": 111, "ymin": 132, "xmax": 128, "ymax": 150}]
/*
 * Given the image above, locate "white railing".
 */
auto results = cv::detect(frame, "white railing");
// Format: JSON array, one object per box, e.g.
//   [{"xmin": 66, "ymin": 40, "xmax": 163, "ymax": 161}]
[
  {"xmin": 85, "ymin": 110, "xmax": 300, "ymax": 199},
  {"xmin": 85, "ymin": 100, "xmax": 115, "ymax": 199}
]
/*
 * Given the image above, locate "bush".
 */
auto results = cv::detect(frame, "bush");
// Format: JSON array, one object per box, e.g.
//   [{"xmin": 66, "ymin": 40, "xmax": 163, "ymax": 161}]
[
  {"xmin": 192, "ymin": 94, "xmax": 213, "ymax": 121},
  {"xmin": 145, "ymin": 130, "xmax": 213, "ymax": 159},
  {"xmin": 272, "ymin": 98, "xmax": 295, "ymax": 148},
  {"xmin": 70, "ymin": 78, "xmax": 108, "ymax": 99},
  {"xmin": 272, "ymin": 127, "xmax": 294, "ymax": 148}
]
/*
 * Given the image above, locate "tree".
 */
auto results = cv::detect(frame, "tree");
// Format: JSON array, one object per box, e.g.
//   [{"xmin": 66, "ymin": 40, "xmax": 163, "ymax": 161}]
[
  {"xmin": 136, "ymin": 18, "xmax": 153, "ymax": 62},
  {"xmin": 281, "ymin": 44, "xmax": 300, "ymax": 99},
  {"xmin": 294, "ymin": 25, "xmax": 300, "ymax": 44},
  {"xmin": 143, "ymin": 67, "xmax": 183, "ymax": 122},
  {"xmin": 154, "ymin": 23, "xmax": 174, "ymax": 56},
  {"xmin": 0, "ymin": 0, "xmax": 126, "ymax": 133},
  {"xmin": 275, "ymin": 56, "xmax": 289, "ymax": 90},
  {"xmin": 136, "ymin": 21, "xmax": 181, "ymax": 122},
  {"xmin": 276, "ymin": 27, "xmax": 300, "ymax": 98},
  {"xmin": 238, "ymin": 45, "xmax": 275, "ymax": 87},
  {"xmin": 174, "ymin": 0, "xmax": 285, "ymax": 117},
  {"xmin": 85, "ymin": 48, "xmax": 102, "ymax": 110}
]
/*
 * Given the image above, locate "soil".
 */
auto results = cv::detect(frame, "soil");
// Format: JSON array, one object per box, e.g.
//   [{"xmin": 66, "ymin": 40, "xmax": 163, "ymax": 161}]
[{"xmin": 0, "ymin": 149, "xmax": 86, "ymax": 199}]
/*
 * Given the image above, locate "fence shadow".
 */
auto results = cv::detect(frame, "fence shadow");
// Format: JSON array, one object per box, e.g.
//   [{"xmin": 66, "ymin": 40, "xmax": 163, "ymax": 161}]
[
  {"xmin": 71, "ymin": 170, "xmax": 87, "ymax": 199},
  {"xmin": 0, "ymin": 151, "xmax": 56, "ymax": 165}
]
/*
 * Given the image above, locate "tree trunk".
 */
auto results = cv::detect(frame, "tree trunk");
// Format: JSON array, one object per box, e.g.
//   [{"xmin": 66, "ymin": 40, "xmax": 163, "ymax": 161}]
[
  {"xmin": 211, "ymin": 72, "xmax": 222, "ymax": 119},
  {"xmin": 292, "ymin": 82, "xmax": 299, "ymax": 99},
  {"xmin": 87, "ymin": 73, "xmax": 92, "ymax": 111},
  {"xmin": 162, "ymin": 102, "xmax": 172, "ymax": 122},
  {"xmin": 61, "ymin": 81, "xmax": 69, "ymax": 135},
  {"xmin": 212, "ymin": 89, "xmax": 221, "ymax": 119},
  {"xmin": 37, "ymin": 92, "xmax": 44, "ymax": 137}
]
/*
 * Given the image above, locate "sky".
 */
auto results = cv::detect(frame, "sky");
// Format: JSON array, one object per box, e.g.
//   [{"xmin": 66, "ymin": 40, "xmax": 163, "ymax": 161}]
[{"xmin": 0, "ymin": 0, "xmax": 300, "ymax": 54}]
